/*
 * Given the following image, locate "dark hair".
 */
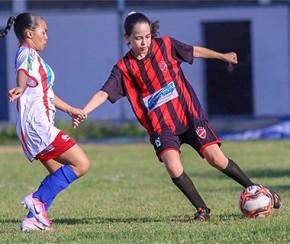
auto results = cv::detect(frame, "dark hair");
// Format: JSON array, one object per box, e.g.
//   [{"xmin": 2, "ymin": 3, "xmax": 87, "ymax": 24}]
[
  {"xmin": 0, "ymin": 16, "xmax": 16, "ymax": 38},
  {"xmin": 124, "ymin": 12, "xmax": 159, "ymax": 38},
  {"xmin": 0, "ymin": 13, "xmax": 43, "ymax": 42}
]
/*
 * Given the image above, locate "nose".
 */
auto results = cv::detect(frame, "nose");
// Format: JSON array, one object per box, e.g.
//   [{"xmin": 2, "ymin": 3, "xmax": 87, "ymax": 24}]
[{"xmin": 141, "ymin": 37, "xmax": 145, "ymax": 45}]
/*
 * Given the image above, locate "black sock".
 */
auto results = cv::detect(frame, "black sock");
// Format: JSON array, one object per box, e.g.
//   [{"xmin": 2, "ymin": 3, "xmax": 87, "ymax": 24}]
[
  {"xmin": 221, "ymin": 159, "xmax": 254, "ymax": 187},
  {"xmin": 172, "ymin": 171, "xmax": 207, "ymax": 210}
]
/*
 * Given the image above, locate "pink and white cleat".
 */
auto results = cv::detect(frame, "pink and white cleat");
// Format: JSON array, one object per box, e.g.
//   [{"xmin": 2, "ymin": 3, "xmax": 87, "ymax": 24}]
[
  {"xmin": 21, "ymin": 193, "xmax": 50, "ymax": 226},
  {"xmin": 20, "ymin": 217, "xmax": 54, "ymax": 232}
]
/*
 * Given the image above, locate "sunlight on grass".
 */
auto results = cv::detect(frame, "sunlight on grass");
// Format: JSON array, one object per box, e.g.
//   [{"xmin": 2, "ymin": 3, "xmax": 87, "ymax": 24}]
[{"xmin": 0, "ymin": 141, "xmax": 289, "ymax": 243}]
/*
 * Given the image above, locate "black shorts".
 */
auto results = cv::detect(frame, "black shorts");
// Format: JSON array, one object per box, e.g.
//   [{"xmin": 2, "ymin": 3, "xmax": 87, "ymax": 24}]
[{"xmin": 149, "ymin": 120, "xmax": 222, "ymax": 161}]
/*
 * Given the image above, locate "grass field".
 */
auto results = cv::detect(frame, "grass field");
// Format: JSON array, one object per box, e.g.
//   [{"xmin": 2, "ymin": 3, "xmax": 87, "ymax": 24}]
[{"xmin": 0, "ymin": 141, "xmax": 289, "ymax": 243}]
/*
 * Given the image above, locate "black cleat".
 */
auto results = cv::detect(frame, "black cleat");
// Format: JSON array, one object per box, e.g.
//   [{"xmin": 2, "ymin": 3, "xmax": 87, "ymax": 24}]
[
  {"xmin": 270, "ymin": 191, "xmax": 282, "ymax": 209},
  {"xmin": 193, "ymin": 208, "xmax": 211, "ymax": 221}
]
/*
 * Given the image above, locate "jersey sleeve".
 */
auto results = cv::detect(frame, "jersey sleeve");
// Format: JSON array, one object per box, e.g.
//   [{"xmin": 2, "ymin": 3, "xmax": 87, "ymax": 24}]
[
  {"xmin": 15, "ymin": 46, "xmax": 38, "ymax": 87},
  {"xmin": 170, "ymin": 37, "xmax": 194, "ymax": 64},
  {"xmin": 100, "ymin": 65, "xmax": 125, "ymax": 103}
]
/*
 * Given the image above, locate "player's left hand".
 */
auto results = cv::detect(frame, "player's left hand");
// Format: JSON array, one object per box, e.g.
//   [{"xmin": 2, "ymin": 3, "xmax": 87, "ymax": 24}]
[{"xmin": 224, "ymin": 52, "xmax": 238, "ymax": 65}]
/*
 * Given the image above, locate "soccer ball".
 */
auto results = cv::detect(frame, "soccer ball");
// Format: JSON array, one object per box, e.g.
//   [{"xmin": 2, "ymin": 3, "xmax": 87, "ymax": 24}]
[{"xmin": 239, "ymin": 184, "xmax": 273, "ymax": 218}]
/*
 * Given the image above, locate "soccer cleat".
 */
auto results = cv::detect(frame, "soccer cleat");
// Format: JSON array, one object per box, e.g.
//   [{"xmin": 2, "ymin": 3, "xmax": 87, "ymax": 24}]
[
  {"xmin": 193, "ymin": 207, "xmax": 211, "ymax": 221},
  {"xmin": 270, "ymin": 191, "xmax": 282, "ymax": 209},
  {"xmin": 20, "ymin": 217, "xmax": 54, "ymax": 232},
  {"xmin": 21, "ymin": 193, "xmax": 50, "ymax": 226}
]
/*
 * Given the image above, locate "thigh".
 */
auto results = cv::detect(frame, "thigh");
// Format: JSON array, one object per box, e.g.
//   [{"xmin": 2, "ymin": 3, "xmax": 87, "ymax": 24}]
[
  {"xmin": 41, "ymin": 159, "xmax": 63, "ymax": 175},
  {"xmin": 149, "ymin": 129, "xmax": 181, "ymax": 162},
  {"xmin": 160, "ymin": 149, "xmax": 184, "ymax": 178},
  {"xmin": 181, "ymin": 120, "xmax": 222, "ymax": 158},
  {"xmin": 54, "ymin": 144, "xmax": 90, "ymax": 176},
  {"xmin": 203, "ymin": 144, "xmax": 228, "ymax": 169}
]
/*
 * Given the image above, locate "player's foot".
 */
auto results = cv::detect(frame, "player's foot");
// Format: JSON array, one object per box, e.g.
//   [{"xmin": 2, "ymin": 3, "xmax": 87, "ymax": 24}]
[
  {"xmin": 20, "ymin": 217, "xmax": 54, "ymax": 232},
  {"xmin": 193, "ymin": 207, "xmax": 211, "ymax": 221},
  {"xmin": 270, "ymin": 191, "xmax": 282, "ymax": 209},
  {"xmin": 21, "ymin": 193, "xmax": 50, "ymax": 226}
]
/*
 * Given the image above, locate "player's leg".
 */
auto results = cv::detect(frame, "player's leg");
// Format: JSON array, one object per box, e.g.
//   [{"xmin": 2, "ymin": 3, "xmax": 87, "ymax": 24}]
[
  {"xmin": 202, "ymin": 144, "xmax": 254, "ymax": 187},
  {"xmin": 203, "ymin": 144, "xmax": 281, "ymax": 208},
  {"xmin": 150, "ymin": 129, "xmax": 212, "ymax": 220},
  {"xmin": 160, "ymin": 149, "xmax": 210, "ymax": 220},
  {"xmin": 182, "ymin": 120, "xmax": 254, "ymax": 187},
  {"xmin": 198, "ymin": 120, "xmax": 282, "ymax": 209},
  {"xmin": 22, "ymin": 144, "xmax": 90, "ymax": 227},
  {"xmin": 33, "ymin": 144, "xmax": 90, "ymax": 210},
  {"xmin": 21, "ymin": 131, "xmax": 90, "ymax": 229},
  {"xmin": 54, "ymin": 143, "xmax": 90, "ymax": 177}
]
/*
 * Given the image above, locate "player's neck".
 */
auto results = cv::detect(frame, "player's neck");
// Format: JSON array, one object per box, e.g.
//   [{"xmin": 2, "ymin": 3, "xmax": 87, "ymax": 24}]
[{"xmin": 130, "ymin": 50, "xmax": 148, "ymax": 60}]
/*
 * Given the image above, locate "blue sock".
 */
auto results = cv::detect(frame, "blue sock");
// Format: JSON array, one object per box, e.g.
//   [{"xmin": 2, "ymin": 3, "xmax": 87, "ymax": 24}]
[{"xmin": 27, "ymin": 165, "xmax": 78, "ymax": 218}]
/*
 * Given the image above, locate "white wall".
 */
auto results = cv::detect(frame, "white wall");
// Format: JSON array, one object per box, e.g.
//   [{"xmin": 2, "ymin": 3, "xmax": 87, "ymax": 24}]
[{"xmin": 1, "ymin": 4, "xmax": 289, "ymax": 122}]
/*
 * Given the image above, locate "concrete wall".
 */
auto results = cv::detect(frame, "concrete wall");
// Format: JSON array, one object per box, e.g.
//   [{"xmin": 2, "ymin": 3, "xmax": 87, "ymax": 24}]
[{"xmin": 1, "ymin": 4, "xmax": 289, "ymax": 122}]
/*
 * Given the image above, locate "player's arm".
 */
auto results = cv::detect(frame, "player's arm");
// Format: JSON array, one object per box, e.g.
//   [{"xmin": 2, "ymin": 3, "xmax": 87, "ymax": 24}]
[
  {"xmin": 54, "ymin": 94, "xmax": 87, "ymax": 120},
  {"xmin": 72, "ymin": 90, "xmax": 108, "ymax": 129},
  {"xmin": 8, "ymin": 70, "xmax": 27, "ymax": 102},
  {"xmin": 83, "ymin": 90, "xmax": 108, "ymax": 114},
  {"xmin": 193, "ymin": 46, "xmax": 238, "ymax": 65}
]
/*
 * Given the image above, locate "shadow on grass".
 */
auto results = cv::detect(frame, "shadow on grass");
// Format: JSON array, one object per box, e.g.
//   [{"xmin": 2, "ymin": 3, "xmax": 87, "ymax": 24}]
[
  {"xmin": 245, "ymin": 169, "xmax": 290, "ymax": 179},
  {"xmin": 0, "ymin": 212, "xmax": 256, "ymax": 229},
  {"xmin": 44, "ymin": 213, "xmax": 243, "ymax": 225},
  {"xmin": 192, "ymin": 169, "xmax": 290, "ymax": 180}
]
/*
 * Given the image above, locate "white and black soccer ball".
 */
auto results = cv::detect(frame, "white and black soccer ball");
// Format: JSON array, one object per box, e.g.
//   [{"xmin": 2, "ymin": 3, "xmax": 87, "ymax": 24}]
[{"xmin": 239, "ymin": 184, "xmax": 273, "ymax": 218}]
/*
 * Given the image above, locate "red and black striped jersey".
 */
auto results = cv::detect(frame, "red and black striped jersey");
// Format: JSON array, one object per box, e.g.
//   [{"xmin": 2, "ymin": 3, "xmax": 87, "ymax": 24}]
[{"xmin": 101, "ymin": 36, "xmax": 207, "ymax": 135}]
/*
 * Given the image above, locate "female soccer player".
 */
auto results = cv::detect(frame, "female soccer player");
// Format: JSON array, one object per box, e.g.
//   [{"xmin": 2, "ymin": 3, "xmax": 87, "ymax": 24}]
[
  {"xmin": 1, "ymin": 13, "xmax": 90, "ymax": 231},
  {"xmin": 73, "ymin": 12, "xmax": 281, "ymax": 220}
]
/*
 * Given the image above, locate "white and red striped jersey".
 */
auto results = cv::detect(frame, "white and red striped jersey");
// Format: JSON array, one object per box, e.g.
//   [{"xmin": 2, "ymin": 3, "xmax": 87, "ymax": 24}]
[{"xmin": 14, "ymin": 45, "xmax": 60, "ymax": 161}]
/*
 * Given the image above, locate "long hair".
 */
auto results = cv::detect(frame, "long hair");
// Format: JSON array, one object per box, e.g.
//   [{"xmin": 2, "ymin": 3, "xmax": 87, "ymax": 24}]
[
  {"xmin": 0, "ymin": 13, "xmax": 43, "ymax": 42},
  {"xmin": 0, "ymin": 16, "xmax": 16, "ymax": 38}
]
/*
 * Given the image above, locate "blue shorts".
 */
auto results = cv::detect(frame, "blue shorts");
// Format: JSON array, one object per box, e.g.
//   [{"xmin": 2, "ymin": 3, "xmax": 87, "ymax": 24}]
[{"xmin": 149, "ymin": 120, "xmax": 222, "ymax": 161}]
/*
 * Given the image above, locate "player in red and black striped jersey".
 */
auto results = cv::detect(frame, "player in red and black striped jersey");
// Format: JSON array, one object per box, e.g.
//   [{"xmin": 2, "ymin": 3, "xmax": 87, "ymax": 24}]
[{"xmin": 74, "ymin": 12, "xmax": 281, "ymax": 220}]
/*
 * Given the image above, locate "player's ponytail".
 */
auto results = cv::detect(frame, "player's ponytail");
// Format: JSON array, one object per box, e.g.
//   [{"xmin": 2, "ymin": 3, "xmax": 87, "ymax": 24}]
[{"xmin": 0, "ymin": 16, "xmax": 17, "ymax": 38}]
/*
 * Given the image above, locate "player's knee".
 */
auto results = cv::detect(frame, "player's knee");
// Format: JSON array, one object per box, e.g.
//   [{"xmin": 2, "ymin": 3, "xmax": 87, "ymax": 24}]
[
  {"xmin": 207, "ymin": 155, "xmax": 228, "ymax": 169},
  {"xmin": 75, "ymin": 158, "xmax": 90, "ymax": 177}
]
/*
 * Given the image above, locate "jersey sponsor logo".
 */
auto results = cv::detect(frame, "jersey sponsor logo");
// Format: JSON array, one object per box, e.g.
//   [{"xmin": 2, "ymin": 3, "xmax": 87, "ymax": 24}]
[
  {"xmin": 143, "ymin": 81, "xmax": 179, "ymax": 113},
  {"xmin": 196, "ymin": 126, "xmax": 207, "ymax": 139},
  {"xmin": 159, "ymin": 60, "xmax": 168, "ymax": 72}
]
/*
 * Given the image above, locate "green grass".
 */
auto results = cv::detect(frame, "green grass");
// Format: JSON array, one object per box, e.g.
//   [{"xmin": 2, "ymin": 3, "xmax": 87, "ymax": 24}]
[{"xmin": 0, "ymin": 141, "xmax": 290, "ymax": 243}]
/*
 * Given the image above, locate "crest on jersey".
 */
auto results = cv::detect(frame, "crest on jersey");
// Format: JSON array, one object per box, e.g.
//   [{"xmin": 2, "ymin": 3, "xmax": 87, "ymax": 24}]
[
  {"xmin": 196, "ymin": 127, "xmax": 207, "ymax": 139},
  {"xmin": 159, "ymin": 60, "xmax": 168, "ymax": 72}
]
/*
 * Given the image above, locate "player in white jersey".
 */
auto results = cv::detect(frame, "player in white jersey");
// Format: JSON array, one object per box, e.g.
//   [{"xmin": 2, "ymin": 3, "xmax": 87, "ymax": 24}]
[
  {"xmin": 1, "ymin": 13, "xmax": 90, "ymax": 231},
  {"xmin": 15, "ymin": 44, "xmax": 60, "ymax": 161}
]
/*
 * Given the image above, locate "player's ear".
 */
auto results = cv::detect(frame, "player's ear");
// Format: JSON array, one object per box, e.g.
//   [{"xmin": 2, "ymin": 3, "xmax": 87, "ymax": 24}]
[
  {"xmin": 25, "ymin": 29, "xmax": 33, "ymax": 39},
  {"xmin": 124, "ymin": 34, "xmax": 130, "ymax": 42}
]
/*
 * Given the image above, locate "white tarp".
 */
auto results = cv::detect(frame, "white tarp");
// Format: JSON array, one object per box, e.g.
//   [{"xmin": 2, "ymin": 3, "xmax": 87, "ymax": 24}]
[{"xmin": 219, "ymin": 120, "xmax": 290, "ymax": 141}]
